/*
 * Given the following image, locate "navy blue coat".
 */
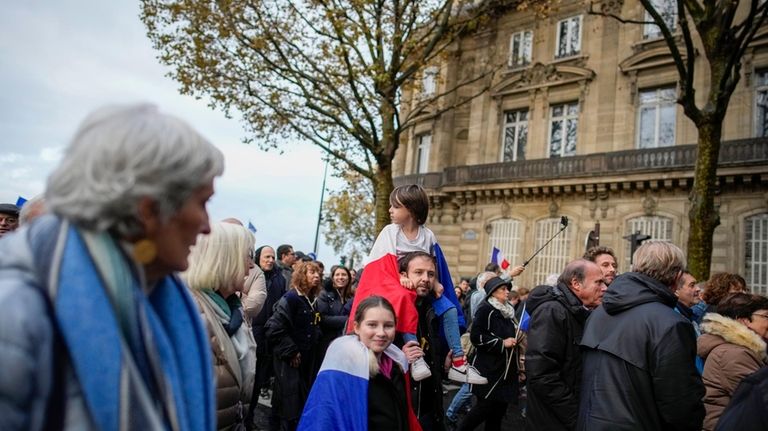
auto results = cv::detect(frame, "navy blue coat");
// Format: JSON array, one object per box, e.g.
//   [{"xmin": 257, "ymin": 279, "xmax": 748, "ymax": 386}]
[{"xmin": 577, "ymin": 273, "xmax": 705, "ymax": 431}]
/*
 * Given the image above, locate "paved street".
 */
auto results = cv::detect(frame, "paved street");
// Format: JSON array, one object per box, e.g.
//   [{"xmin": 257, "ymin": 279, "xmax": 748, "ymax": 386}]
[{"xmin": 251, "ymin": 381, "xmax": 526, "ymax": 430}]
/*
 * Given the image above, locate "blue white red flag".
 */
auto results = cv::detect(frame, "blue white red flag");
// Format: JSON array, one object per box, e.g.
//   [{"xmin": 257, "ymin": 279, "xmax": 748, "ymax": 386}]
[
  {"xmin": 491, "ymin": 247, "xmax": 511, "ymax": 270},
  {"xmin": 247, "ymin": 221, "xmax": 257, "ymax": 233},
  {"xmin": 347, "ymin": 253, "xmax": 418, "ymax": 334},
  {"xmin": 297, "ymin": 335, "xmax": 420, "ymax": 431}
]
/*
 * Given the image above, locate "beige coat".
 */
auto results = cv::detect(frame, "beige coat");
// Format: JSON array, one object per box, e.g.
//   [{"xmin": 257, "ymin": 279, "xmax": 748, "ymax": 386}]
[
  {"xmin": 697, "ymin": 313, "xmax": 768, "ymax": 431},
  {"xmin": 193, "ymin": 291, "xmax": 256, "ymax": 431}
]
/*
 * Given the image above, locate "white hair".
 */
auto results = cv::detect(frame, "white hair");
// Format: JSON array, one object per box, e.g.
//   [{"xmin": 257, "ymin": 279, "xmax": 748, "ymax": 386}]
[
  {"xmin": 182, "ymin": 222, "xmax": 255, "ymax": 292},
  {"xmin": 545, "ymin": 273, "xmax": 560, "ymax": 286},
  {"xmin": 46, "ymin": 103, "xmax": 224, "ymax": 237},
  {"xmin": 476, "ymin": 271, "xmax": 497, "ymax": 292},
  {"xmin": 19, "ymin": 194, "xmax": 46, "ymax": 225}
]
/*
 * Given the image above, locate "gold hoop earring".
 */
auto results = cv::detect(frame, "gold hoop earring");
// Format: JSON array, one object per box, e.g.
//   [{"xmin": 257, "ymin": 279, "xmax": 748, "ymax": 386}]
[{"xmin": 133, "ymin": 239, "xmax": 157, "ymax": 265}]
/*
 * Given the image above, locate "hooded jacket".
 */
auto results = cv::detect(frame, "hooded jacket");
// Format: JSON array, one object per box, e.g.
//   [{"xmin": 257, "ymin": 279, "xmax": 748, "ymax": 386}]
[
  {"xmin": 577, "ymin": 272, "xmax": 705, "ymax": 431},
  {"xmin": 697, "ymin": 313, "xmax": 768, "ymax": 431},
  {"xmin": 525, "ymin": 283, "xmax": 590, "ymax": 431}
]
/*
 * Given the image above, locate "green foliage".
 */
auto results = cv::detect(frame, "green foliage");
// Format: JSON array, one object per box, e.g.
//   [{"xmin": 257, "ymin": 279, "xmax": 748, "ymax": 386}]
[
  {"xmin": 140, "ymin": 0, "xmax": 501, "ymax": 232},
  {"xmin": 322, "ymin": 171, "xmax": 376, "ymax": 267}
]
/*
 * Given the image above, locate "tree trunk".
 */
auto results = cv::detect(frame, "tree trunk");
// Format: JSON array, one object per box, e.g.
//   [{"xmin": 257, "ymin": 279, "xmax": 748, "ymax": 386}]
[
  {"xmin": 686, "ymin": 119, "xmax": 722, "ymax": 281},
  {"xmin": 373, "ymin": 162, "xmax": 394, "ymax": 233},
  {"xmin": 375, "ymin": 90, "xmax": 398, "ymax": 233}
]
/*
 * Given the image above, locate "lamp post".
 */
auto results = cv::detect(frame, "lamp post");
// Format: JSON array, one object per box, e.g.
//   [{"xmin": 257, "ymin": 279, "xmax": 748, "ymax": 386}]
[{"xmin": 312, "ymin": 159, "xmax": 329, "ymax": 256}]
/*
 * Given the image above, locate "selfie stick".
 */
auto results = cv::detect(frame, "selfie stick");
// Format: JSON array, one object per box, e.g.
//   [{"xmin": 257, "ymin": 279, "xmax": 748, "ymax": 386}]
[{"xmin": 522, "ymin": 216, "xmax": 569, "ymax": 267}]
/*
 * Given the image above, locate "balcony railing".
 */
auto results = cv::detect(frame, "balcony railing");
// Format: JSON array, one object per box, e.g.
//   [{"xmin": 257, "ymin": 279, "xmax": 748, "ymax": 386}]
[{"xmin": 394, "ymin": 138, "xmax": 768, "ymax": 188}]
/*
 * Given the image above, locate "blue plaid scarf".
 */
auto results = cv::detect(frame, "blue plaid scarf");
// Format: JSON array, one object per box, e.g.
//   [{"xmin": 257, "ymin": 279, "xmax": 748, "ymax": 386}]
[{"xmin": 49, "ymin": 221, "xmax": 215, "ymax": 431}]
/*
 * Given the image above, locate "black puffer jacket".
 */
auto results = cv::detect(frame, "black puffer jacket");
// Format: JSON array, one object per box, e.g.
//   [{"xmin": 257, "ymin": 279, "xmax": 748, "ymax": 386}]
[
  {"xmin": 577, "ymin": 273, "xmax": 705, "ymax": 431},
  {"xmin": 265, "ymin": 289, "xmax": 321, "ymax": 421},
  {"xmin": 251, "ymin": 267, "xmax": 287, "ymax": 354},
  {"xmin": 470, "ymin": 300, "xmax": 519, "ymax": 402},
  {"xmin": 525, "ymin": 283, "xmax": 590, "ymax": 431},
  {"xmin": 316, "ymin": 285, "xmax": 349, "ymax": 347}
]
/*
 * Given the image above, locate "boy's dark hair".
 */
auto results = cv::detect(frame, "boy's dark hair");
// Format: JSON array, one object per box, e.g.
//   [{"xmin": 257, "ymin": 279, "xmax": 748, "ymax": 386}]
[
  {"xmin": 390, "ymin": 184, "xmax": 429, "ymax": 225},
  {"xmin": 718, "ymin": 293, "xmax": 768, "ymax": 320},
  {"xmin": 484, "ymin": 262, "xmax": 501, "ymax": 273},
  {"xmin": 398, "ymin": 251, "xmax": 434, "ymax": 274},
  {"xmin": 583, "ymin": 246, "xmax": 616, "ymax": 262}
]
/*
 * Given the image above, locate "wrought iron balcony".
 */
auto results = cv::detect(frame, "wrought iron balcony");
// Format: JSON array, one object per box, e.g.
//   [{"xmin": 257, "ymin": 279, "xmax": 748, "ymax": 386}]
[{"xmin": 394, "ymin": 138, "xmax": 768, "ymax": 189}]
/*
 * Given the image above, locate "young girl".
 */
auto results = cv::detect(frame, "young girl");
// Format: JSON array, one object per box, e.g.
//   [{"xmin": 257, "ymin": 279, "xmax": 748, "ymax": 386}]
[
  {"xmin": 298, "ymin": 296, "xmax": 417, "ymax": 431},
  {"xmin": 361, "ymin": 184, "xmax": 486, "ymax": 384}
]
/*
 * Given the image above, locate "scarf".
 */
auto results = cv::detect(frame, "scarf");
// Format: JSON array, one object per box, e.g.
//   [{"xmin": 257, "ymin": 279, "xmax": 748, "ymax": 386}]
[
  {"xmin": 488, "ymin": 297, "xmax": 517, "ymax": 320},
  {"xmin": 198, "ymin": 289, "xmax": 257, "ymax": 398},
  {"xmin": 50, "ymin": 220, "xmax": 215, "ymax": 431}
]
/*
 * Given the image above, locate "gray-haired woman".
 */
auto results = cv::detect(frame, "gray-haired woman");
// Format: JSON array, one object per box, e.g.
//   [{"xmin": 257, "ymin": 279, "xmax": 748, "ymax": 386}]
[{"xmin": 0, "ymin": 104, "xmax": 223, "ymax": 431}]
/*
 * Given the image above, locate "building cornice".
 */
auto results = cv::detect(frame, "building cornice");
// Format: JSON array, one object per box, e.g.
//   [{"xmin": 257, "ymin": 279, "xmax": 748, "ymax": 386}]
[{"xmin": 395, "ymin": 138, "xmax": 768, "ymax": 201}]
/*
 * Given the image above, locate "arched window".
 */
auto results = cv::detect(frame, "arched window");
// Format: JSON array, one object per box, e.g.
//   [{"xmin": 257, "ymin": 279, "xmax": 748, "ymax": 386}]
[
  {"xmin": 532, "ymin": 218, "xmax": 572, "ymax": 285},
  {"xmin": 624, "ymin": 215, "xmax": 673, "ymax": 270},
  {"xmin": 745, "ymin": 213, "xmax": 768, "ymax": 295},
  {"xmin": 488, "ymin": 218, "xmax": 522, "ymax": 269}
]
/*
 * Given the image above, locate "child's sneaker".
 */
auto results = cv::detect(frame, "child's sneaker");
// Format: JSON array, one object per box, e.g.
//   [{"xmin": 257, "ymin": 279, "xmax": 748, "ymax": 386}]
[
  {"xmin": 448, "ymin": 362, "xmax": 488, "ymax": 385},
  {"xmin": 411, "ymin": 357, "xmax": 432, "ymax": 381}
]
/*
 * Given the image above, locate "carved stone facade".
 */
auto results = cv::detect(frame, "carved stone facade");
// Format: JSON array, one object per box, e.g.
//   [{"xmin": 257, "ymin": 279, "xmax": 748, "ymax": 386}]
[{"xmin": 393, "ymin": 0, "xmax": 768, "ymax": 293}]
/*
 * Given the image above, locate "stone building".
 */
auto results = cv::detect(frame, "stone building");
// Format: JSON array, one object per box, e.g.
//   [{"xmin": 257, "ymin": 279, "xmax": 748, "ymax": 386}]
[{"xmin": 392, "ymin": 0, "xmax": 768, "ymax": 294}]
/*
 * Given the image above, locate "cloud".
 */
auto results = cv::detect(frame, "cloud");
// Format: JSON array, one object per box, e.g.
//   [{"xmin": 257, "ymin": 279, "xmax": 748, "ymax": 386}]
[
  {"xmin": 40, "ymin": 147, "xmax": 63, "ymax": 163},
  {"xmin": 0, "ymin": 0, "xmax": 351, "ymax": 265}
]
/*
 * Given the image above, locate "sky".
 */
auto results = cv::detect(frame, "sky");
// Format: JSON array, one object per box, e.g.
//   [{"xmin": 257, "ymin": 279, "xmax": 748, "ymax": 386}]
[{"xmin": 0, "ymin": 0, "xmax": 345, "ymax": 265}]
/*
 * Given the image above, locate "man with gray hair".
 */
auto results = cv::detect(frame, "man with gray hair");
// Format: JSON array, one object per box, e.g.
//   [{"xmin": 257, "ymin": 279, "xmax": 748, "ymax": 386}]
[
  {"xmin": 525, "ymin": 259, "xmax": 606, "ymax": 431},
  {"xmin": 577, "ymin": 241, "xmax": 705, "ymax": 431}
]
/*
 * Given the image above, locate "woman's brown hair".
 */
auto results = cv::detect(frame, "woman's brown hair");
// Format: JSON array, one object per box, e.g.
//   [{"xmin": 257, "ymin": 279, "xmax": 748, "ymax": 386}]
[
  {"xmin": 702, "ymin": 272, "xmax": 747, "ymax": 306},
  {"xmin": 292, "ymin": 261, "xmax": 322, "ymax": 298}
]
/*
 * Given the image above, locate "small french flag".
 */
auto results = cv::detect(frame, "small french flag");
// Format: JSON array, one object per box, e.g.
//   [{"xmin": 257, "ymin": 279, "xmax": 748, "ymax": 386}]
[{"xmin": 491, "ymin": 247, "xmax": 511, "ymax": 270}]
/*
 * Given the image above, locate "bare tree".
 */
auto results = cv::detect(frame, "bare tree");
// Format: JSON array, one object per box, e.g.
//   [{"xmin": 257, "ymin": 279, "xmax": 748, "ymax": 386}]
[{"xmin": 589, "ymin": 0, "xmax": 768, "ymax": 279}]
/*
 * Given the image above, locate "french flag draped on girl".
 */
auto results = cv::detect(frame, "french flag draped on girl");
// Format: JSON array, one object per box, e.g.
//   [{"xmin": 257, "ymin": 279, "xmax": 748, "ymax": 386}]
[{"xmin": 296, "ymin": 335, "xmax": 421, "ymax": 431}]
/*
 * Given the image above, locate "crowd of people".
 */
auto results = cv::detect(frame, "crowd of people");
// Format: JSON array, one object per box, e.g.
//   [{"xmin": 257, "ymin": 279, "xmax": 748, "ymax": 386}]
[{"xmin": 0, "ymin": 104, "xmax": 766, "ymax": 431}]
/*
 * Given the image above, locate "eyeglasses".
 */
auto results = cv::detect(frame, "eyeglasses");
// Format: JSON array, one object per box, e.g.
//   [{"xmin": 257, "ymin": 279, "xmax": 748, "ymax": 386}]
[
  {"xmin": 752, "ymin": 313, "xmax": 768, "ymax": 320},
  {"xmin": 0, "ymin": 215, "xmax": 18, "ymax": 224}
]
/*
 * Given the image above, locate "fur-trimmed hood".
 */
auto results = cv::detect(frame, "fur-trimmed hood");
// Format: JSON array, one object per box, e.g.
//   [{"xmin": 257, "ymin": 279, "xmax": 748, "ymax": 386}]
[{"xmin": 698, "ymin": 313, "xmax": 767, "ymax": 361}]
